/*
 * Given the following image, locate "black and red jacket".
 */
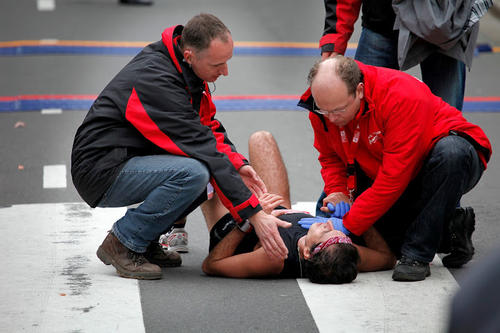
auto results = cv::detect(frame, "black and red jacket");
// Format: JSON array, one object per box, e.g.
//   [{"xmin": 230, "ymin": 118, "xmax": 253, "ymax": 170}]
[
  {"xmin": 71, "ymin": 25, "xmax": 261, "ymax": 223},
  {"xmin": 320, "ymin": 0, "xmax": 396, "ymax": 55}
]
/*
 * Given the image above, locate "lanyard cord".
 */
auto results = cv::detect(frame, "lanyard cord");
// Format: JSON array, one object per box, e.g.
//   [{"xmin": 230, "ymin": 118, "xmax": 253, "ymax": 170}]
[{"xmin": 339, "ymin": 123, "xmax": 361, "ymax": 201}]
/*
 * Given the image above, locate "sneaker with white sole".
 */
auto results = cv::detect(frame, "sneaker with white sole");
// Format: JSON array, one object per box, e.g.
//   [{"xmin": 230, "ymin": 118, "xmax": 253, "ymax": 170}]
[{"xmin": 160, "ymin": 228, "xmax": 189, "ymax": 253}]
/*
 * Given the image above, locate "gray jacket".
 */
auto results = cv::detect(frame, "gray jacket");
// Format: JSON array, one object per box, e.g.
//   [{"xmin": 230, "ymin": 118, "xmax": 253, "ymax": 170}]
[{"xmin": 392, "ymin": 0, "xmax": 492, "ymax": 70}]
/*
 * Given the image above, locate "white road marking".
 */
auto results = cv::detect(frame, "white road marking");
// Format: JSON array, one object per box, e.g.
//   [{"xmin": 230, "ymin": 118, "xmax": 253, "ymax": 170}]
[
  {"xmin": 297, "ymin": 258, "xmax": 457, "ymax": 332},
  {"xmin": 41, "ymin": 108, "xmax": 63, "ymax": 115},
  {"xmin": 43, "ymin": 164, "xmax": 67, "ymax": 188},
  {"xmin": 292, "ymin": 201, "xmax": 458, "ymax": 333},
  {"xmin": 37, "ymin": 0, "xmax": 55, "ymax": 11},
  {"xmin": 292, "ymin": 201, "xmax": 317, "ymax": 215},
  {"xmin": 0, "ymin": 203, "xmax": 145, "ymax": 332}
]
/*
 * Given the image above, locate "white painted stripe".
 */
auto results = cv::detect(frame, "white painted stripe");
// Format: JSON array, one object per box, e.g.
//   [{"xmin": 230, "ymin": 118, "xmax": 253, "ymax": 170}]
[
  {"xmin": 292, "ymin": 201, "xmax": 317, "ymax": 215},
  {"xmin": 0, "ymin": 203, "xmax": 145, "ymax": 332},
  {"xmin": 292, "ymin": 201, "xmax": 458, "ymax": 333},
  {"xmin": 43, "ymin": 164, "xmax": 67, "ymax": 188},
  {"xmin": 297, "ymin": 257, "xmax": 457, "ymax": 332},
  {"xmin": 37, "ymin": 0, "xmax": 55, "ymax": 11},
  {"xmin": 41, "ymin": 108, "xmax": 63, "ymax": 114}
]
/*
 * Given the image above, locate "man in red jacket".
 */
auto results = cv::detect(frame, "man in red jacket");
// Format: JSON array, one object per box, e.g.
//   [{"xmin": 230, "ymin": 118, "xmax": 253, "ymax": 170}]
[
  {"xmin": 298, "ymin": 56, "xmax": 491, "ymax": 281},
  {"xmin": 72, "ymin": 14, "xmax": 290, "ymax": 280}
]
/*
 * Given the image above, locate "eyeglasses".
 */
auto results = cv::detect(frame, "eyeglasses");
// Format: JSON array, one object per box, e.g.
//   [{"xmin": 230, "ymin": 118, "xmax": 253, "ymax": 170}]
[{"xmin": 313, "ymin": 94, "xmax": 355, "ymax": 116}]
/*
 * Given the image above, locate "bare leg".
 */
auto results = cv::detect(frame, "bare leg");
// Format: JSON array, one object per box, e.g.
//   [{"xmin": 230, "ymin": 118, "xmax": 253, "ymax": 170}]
[
  {"xmin": 201, "ymin": 130, "xmax": 291, "ymax": 231},
  {"xmin": 248, "ymin": 131, "xmax": 291, "ymax": 208},
  {"xmin": 201, "ymin": 193, "xmax": 229, "ymax": 232}
]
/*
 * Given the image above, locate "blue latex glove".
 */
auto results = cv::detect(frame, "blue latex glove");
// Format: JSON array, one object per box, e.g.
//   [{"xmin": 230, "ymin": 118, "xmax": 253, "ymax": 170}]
[
  {"xmin": 298, "ymin": 216, "xmax": 350, "ymax": 235},
  {"xmin": 327, "ymin": 202, "xmax": 351, "ymax": 218}
]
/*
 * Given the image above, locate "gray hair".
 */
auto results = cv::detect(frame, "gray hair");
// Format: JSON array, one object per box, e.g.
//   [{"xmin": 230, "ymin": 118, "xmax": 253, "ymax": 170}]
[
  {"xmin": 308, "ymin": 56, "xmax": 362, "ymax": 96},
  {"xmin": 181, "ymin": 13, "xmax": 231, "ymax": 52}
]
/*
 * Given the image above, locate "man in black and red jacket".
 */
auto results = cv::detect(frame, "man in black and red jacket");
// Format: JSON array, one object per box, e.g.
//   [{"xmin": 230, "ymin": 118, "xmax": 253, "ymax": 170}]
[{"xmin": 71, "ymin": 14, "xmax": 290, "ymax": 280}]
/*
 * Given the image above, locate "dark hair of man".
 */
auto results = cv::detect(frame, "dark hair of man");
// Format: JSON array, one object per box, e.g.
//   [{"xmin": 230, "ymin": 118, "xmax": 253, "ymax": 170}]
[
  {"xmin": 307, "ymin": 56, "xmax": 362, "ymax": 96},
  {"xmin": 304, "ymin": 243, "xmax": 360, "ymax": 284},
  {"xmin": 181, "ymin": 13, "xmax": 231, "ymax": 53}
]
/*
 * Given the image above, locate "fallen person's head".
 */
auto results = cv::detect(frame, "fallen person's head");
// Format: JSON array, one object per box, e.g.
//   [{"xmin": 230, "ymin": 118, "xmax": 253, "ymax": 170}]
[
  {"xmin": 305, "ymin": 238, "xmax": 360, "ymax": 284},
  {"xmin": 301, "ymin": 222, "xmax": 360, "ymax": 284}
]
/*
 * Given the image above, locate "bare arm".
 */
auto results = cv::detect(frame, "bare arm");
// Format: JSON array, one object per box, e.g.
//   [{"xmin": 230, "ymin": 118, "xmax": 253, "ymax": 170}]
[
  {"xmin": 202, "ymin": 227, "xmax": 284, "ymax": 278},
  {"xmin": 354, "ymin": 227, "xmax": 396, "ymax": 272}
]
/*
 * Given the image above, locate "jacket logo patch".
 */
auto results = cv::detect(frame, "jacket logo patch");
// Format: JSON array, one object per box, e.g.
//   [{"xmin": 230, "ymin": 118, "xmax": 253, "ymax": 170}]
[{"xmin": 368, "ymin": 131, "xmax": 382, "ymax": 144}]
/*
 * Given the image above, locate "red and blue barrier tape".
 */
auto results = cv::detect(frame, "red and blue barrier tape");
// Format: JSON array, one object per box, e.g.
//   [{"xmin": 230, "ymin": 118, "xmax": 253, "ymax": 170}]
[{"xmin": 1, "ymin": 40, "xmax": 498, "ymax": 57}]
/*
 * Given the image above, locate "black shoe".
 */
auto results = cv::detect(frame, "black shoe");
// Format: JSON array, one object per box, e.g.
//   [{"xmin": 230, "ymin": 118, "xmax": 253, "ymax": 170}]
[
  {"xmin": 119, "ymin": 0, "xmax": 153, "ymax": 5},
  {"xmin": 442, "ymin": 207, "xmax": 475, "ymax": 268},
  {"xmin": 144, "ymin": 242, "xmax": 182, "ymax": 267},
  {"xmin": 392, "ymin": 256, "xmax": 431, "ymax": 281}
]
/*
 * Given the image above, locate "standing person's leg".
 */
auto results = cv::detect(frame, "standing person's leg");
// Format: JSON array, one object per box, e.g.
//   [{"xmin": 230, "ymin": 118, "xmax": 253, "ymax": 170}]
[
  {"xmin": 97, "ymin": 154, "xmax": 209, "ymax": 279},
  {"xmin": 354, "ymin": 28, "xmax": 399, "ymax": 69},
  {"xmin": 392, "ymin": 135, "xmax": 484, "ymax": 281},
  {"xmin": 420, "ymin": 53, "xmax": 466, "ymax": 110}
]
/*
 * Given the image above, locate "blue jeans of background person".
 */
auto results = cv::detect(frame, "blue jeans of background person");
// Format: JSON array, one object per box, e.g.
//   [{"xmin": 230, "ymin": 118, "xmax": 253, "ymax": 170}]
[
  {"xmin": 355, "ymin": 27, "xmax": 466, "ymax": 110},
  {"xmin": 316, "ymin": 135, "xmax": 484, "ymax": 262},
  {"xmin": 98, "ymin": 155, "xmax": 210, "ymax": 253}
]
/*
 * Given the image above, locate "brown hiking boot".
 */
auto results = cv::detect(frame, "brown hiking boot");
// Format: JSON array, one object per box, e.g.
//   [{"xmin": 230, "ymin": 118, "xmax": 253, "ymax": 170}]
[
  {"xmin": 144, "ymin": 241, "xmax": 182, "ymax": 267},
  {"xmin": 96, "ymin": 232, "xmax": 162, "ymax": 280}
]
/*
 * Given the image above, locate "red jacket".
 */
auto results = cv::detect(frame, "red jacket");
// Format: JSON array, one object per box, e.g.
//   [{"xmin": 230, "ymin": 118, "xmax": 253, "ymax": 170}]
[
  {"xmin": 299, "ymin": 62, "xmax": 491, "ymax": 236},
  {"xmin": 72, "ymin": 25, "xmax": 261, "ymax": 223}
]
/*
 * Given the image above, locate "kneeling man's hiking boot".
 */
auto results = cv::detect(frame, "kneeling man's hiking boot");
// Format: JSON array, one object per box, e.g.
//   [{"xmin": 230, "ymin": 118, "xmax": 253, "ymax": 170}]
[
  {"xmin": 442, "ymin": 207, "xmax": 475, "ymax": 268},
  {"xmin": 392, "ymin": 256, "xmax": 430, "ymax": 281},
  {"xmin": 96, "ymin": 232, "xmax": 162, "ymax": 280},
  {"xmin": 144, "ymin": 241, "xmax": 182, "ymax": 267}
]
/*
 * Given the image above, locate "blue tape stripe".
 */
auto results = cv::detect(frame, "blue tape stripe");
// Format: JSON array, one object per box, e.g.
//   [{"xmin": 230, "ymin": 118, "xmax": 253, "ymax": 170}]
[
  {"xmin": 1, "ymin": 98, "xmax": 499, "ymax": 113},
  {"xmin": 0, "ymin": 45, "xmax": 143, "ymax": 56},
  {"xmin": 0, "ymin": 42, "xmax": 496, "ymax": 57},
  {"xmin": 0, "ymin": 46, "xmax": 373, "ymax": 57}
]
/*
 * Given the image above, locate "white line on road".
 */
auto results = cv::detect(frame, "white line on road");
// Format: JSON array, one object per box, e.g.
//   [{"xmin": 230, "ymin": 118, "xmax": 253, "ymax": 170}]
[
  {"xmin": 292, "ymin": 201, "xmax": 458, "ymax": 333},
  {"xmin": 0, "ymin": 203, "xmax": 145, "ymax": 332},
  {"xmin": 43, "ymin": 164, "xmax": 67, "ymax": 188},
  {"xmin": 37, "ymin": 0, "xmax": 55, "ymax": 11},
  {"xmin": 41, "ymin": 108, "xmax": 63, "ymax": 115}
]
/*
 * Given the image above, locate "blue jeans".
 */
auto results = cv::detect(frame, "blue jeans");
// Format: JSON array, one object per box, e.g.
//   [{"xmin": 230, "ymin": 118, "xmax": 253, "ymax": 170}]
[
  {"xmin": 316, "ymin": 135, "xmax": 484, "ymax": 262},
  {"xmin": 98, "ymin": 155, "xmax": 210, "ymax": 253},
  {"xmin": 355, "ymin": 27, "xmax": 466, "ymax": 110}
]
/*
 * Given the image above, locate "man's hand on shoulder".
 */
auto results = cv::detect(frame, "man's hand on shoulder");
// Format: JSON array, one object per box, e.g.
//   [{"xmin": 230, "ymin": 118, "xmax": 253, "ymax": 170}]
[{"xmin": 249, "ymin": 210, "xmax": 291, "ymax": 260}]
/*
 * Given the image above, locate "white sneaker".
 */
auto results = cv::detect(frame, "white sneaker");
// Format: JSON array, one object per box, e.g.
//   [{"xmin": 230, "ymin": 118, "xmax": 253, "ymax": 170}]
[{"xmin": 160, "ymin": 228, "xmax": 189, "ymax": 253}]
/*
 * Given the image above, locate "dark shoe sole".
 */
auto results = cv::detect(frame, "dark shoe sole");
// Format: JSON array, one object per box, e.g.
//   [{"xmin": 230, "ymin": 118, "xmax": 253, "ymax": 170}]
[
  {"xmin": 96, "ymin": 246, "xmax": 162, "ymax": 280},
  {"xmin": 442, "ymin": 253, "xmax": 474, "ymax": 268},
  {"xmin": 392, "ymin": 266, "xmax": 431, "ymax": 282},
  {"xmin": 444, "ymin": 207, "xmax": 476, "ymax": 268},
  {"xmin": 145, "ymin": 256, "xmax": 182, "ymax": 268}
]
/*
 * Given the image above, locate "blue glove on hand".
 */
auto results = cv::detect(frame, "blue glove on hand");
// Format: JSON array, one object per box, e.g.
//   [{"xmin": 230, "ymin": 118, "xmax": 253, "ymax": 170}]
[
  {"xmin": 327, "ymin": 202, "xmax": 351, "ymax": 218},
  {"xmin": 298, "ymin": 216, "xmax": 350, "ymax": 235},
  {"xmin": 298, "ymin": 216, "xmax": 330, "ymax": 229}
]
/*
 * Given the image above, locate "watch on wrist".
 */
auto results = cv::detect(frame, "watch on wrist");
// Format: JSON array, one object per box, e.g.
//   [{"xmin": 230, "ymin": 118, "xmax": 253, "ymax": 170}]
[{"xmin": 237, "ymin": 219, "xmax": 252, "ymax": 233}]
